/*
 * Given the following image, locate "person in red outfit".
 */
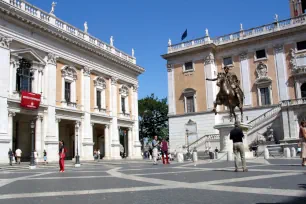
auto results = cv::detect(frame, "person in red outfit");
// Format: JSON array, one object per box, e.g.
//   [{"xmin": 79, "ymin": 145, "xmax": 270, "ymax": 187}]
[
  {"xmin": 160, "ymin": 138, "xmax": 170, "ymax": 164},
  {"xmin": 59, "ymin": 140, "xmax": 66, "ymax": 172}
]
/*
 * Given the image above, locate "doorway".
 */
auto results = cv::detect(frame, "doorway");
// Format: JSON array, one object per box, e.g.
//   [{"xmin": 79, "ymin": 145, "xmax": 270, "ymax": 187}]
[
  {"xmin": 58, "ymin": 119, "xmax": 75, "ymax": 160},
  {"xmin": 93, "ymin": 124, "xmax": 105, "ymax": 158},
  {"xmin": 13, "ymin": 113, "xmax": 35, "ymax": 162},
  {"xmin": 119, "ymin": 128, "xmax": 129, "ymax": 158}
]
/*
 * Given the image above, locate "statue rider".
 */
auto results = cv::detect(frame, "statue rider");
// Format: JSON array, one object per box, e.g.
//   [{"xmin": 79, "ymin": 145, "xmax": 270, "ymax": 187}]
[{"xmin": 206, "ymin": 66, "xmax": 243, "ymax": 111}]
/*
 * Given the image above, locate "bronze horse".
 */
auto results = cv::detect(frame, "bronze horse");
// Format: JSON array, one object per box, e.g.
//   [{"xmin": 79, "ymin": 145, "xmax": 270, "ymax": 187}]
[{"xmin": 214, "ymin": 73, "xmax": 243, "ymax": 122}]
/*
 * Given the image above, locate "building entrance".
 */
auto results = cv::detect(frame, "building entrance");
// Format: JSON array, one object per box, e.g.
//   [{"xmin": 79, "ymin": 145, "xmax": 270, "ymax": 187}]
[
  {"xmin": 119, "ymin": 128, "xmax": 129, "ymax": 158},
  {"xmin": 93, "ymin": 124, "xmax": 105, "ymax": 158},
  {"xmin": 58, "ymin": 119, "xmax": 75, "ymax": 160},
  {"xmin": 12, "ymin": 113, "xmax": 36, "ymax": 162}
]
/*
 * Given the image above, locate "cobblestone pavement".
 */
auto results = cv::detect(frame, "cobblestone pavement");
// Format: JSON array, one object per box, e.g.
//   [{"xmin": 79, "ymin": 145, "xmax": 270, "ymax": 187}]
[{"xmin": 0, "ymin": 159, "xmax": 305, "ymax": 204}]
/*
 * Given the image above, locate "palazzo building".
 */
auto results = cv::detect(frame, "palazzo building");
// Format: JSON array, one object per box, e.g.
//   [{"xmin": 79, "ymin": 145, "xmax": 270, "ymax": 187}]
[
  {"xmin": 162, "ymin": 0, "xmax": 306, "ymax": 152},
  {"xmin": 0, "ymin": 0, "xmax": 144, "ymax": 163}
]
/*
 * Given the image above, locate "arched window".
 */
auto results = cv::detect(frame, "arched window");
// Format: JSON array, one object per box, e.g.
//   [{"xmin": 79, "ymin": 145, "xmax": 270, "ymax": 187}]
[
  {"xmin": 183, "ymin": 88, "xmax": 196, "ymax": 113},
  {"xmin": 301, "ymin": 83, "xmax": 306, "ymax": 98},
  {"xmin": 16, "ymin": 58, "xmax": 33, "ymax": 92},
  {"xmin": 94, "ymin": 76, "xmax": 106, "ymax": 113},
  {"xmin": 119, "ymin": 85, "xmax": 130, "ymax": 117}
]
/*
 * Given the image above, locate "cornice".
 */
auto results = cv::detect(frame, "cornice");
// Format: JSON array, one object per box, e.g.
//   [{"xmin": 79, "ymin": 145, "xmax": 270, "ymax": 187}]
[{"xmin": 0, "ymin": 4, "xmax": 145, "ymax": 74}]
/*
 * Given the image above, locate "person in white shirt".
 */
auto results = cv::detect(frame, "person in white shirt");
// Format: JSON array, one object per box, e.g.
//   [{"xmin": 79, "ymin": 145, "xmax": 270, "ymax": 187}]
[
  {"xmin": 34, "ymin": 150, "xmax": 38, "ymax": 165},
  {"xmin": 15, "ymin": 148, "xmax": 22, "ymax": 164}
]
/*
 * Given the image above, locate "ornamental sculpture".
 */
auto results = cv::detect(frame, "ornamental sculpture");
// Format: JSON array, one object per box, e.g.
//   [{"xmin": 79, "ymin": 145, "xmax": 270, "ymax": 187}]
[
  {"xmin": 256, "ymin": 62, "xmax": 268, "ymax": 78},
  {"xmin": 206, "ymin": 66, "xmax": 244, "ymax": 122}
]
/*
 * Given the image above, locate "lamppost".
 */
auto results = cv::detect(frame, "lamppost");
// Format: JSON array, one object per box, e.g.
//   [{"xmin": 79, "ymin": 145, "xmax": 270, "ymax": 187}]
[
  {"xmin": 30, "ymin": 120, "xmax": 36, "ymax": 169},
  {"xmin": 75, "ymin": 122, "xmax": 80, "ymax": 167},
  {"xmin": 185, "ymin": 119, "xmax": 197, "ymax": 161}
]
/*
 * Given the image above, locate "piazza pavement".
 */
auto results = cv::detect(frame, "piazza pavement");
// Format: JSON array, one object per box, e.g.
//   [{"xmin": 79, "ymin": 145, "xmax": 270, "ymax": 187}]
[{"xmin": 0, "ymin": 158, "xmax": 305, "ymax": 204}]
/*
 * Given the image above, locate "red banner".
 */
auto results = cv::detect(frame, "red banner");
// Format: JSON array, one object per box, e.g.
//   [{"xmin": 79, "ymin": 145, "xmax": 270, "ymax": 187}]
[{"xmin": 20, "ymin": 91, "xmax": 41, "ymax": 109}]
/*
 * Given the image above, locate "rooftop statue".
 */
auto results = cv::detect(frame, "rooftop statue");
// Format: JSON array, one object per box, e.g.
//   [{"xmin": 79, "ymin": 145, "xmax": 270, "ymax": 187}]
[{"xmin": 206, "ymin": 66, "xmax": 244, "ymax": 122}]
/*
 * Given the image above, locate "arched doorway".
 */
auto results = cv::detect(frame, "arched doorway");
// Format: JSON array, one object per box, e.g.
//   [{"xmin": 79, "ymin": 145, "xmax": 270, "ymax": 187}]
[{"xmin": 301, "ymin": 83, "xmax": 306, "ymax": 98}]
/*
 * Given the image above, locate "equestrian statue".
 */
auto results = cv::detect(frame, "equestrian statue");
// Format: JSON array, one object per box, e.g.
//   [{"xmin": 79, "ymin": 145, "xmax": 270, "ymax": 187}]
[{"xmin": 206, "ymin": 66, "xmax": 244, "ymax": 122}]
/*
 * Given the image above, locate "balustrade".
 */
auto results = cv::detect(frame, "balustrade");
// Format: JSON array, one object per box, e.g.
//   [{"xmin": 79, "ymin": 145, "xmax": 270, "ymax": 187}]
[
  {"xmin": 4, "ymin": 0, "xmax": 136, "ymax": 64},
  {"xmin": 168, "ymin": 14, "xmax": 306, "ymax": 53}
]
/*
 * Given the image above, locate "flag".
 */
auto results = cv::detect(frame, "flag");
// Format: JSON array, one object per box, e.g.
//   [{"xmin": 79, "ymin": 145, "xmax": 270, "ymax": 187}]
[{"xmin": 181, "ymin": 29, "xmax": 187, "ymax": 41}]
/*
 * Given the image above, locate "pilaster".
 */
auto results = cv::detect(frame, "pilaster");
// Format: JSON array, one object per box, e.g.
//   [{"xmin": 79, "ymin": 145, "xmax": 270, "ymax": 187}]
[
  {"xmin": 110, "ymin": 77, "xmax": 121, "ymax": 159},
  {"xmin": 204, "ymin": 53, "xmax": 217, "ymax": 110},
  {"xmin": 274, "ymin": 45, "xmax": 289, "ymax": 101},
  {"xmin": 239, "ymin": 52, "xmax": 252, "ymax": 106},
  {"xmin": 104, "ymin": 124, "xmax": 111, "ymax": 160},
  {"xmin": 132, "ymin": 84, "xmax": 142, "ymax": 159},
  {"xmin": 167, "ymin": 64, "xmax": 176, "ymax": 115},
  {"xmin": 35, "ymin": 115, "xmax": 43, "ymax": 160}
]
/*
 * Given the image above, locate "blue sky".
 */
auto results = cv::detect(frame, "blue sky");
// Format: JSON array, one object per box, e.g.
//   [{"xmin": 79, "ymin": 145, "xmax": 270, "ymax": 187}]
[{"xmin": 27, "ymin": 0, "xmax": 290, "ymax": 99}]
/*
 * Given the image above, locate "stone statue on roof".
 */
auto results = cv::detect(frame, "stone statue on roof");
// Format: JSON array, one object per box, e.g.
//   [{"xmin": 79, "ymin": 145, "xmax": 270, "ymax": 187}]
[{"xmin": 50, "ymin": 2, "xmax": 57, "ymax": 15}]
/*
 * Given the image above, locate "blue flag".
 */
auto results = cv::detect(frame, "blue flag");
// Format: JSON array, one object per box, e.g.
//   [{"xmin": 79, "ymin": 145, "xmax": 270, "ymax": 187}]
[{"xmin": 181, "ymin": 29, "xmax": 187, "ymax": 41}]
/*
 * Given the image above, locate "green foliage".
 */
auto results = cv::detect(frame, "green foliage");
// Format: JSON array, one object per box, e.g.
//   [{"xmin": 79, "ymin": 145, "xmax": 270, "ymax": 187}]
[{"xmin": 138, "ymin": 94, "xmax": 168, "ymax": 143}]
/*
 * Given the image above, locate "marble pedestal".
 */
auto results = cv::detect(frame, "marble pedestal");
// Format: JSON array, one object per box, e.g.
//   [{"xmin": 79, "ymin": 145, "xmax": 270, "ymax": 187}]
[{"xmin": 214, "ymin": 123, "xmax": 253, "ymax": 161}]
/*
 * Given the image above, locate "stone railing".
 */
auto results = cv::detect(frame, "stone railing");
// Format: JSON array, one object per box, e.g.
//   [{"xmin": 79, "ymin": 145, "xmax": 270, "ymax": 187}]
[
  {"xmin": 3, "ymin": 0, "xmax": 136, "ymax": 64},
  {"xmin": 120, "ymin": 112, "xmax": 130, "ymax": 119},
  {"xmin": 247, "ymin": 105, "xmax": 282, "ymax": 128},
  {"xmin": 187, "ymin": 133, "xmax": 220, "ymax": 150},
  {"xmin": 291, "ymin": 53, "xmax": 306, "ymax": 74},
  {"xmin": 94, "ymin": 107, "xmax": 107, "ymax": 114},
  {"xmin": 168, "ymin": 14, "xmax": 306, "ymax": 54},
  {"xmin": 280, "ymin": 97, "xmax": 306, "ymax": 107}
]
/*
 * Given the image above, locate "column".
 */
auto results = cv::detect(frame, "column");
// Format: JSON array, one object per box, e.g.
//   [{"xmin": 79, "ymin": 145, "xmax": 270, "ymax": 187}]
[
  {"xmin": 167, "ymin": 65, "xmax": 176, "ymax": 115},
  {"xmin": 0, "ymin": 35, "xmax": 12, "ymax": 162},
  {"xmin": 104, "ymin": 124, "xmax": 110, "ymax": 160},
  {"xmin": 239, "ymin": 52, "xmax": 252, "ymax": 106},
  {"xmin": 127, "ymin": 127, "xmax": 133, "ymax": 158},
  {"xmin": 132, "ymin": 85, "xmax": 142, "ymax": 159},
  {"xmin": 204, "ymin": 53, "xmax": 217, "ymax": 110},
  {"xmin": 8, "ymin": 111, "xmax": 16, "ymax": 150},
  {"xmin": 35, "ymin": 115, "xmax": 43, "ymax": 160},
  {"xmin": 110, "ymin": 77, "xmax": 121, "ymax": 159},
  {"xmin": 45, "ymin": 53, "xmax": 58, "ymax": 161},
  {"xmin": 274, "ymin": 45, "xmax": 289, "ymax": 101}
]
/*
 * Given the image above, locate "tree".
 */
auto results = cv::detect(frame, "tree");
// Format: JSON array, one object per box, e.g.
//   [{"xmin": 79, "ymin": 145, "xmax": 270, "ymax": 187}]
[{"xmin": 138, "ymin": 94, "xmax": 168, "ymax": 144}]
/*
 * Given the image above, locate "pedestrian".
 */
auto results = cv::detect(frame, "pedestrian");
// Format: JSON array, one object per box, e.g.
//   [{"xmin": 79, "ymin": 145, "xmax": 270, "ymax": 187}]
[
  {"xmin": 59, "ymin": 140, "xmax": 66, "ymax": 172},
  {"xmin": 97, "ymin": 149, "xmax": 100, "ymax": 162},
  {"xmin": 34, "ymin": 150, "xmax": 38, "ymax": 165},
  {"xmin": 8, "ymin": 148, "xmax": 13, "ymax": 166},
  {"xmin": 15, "ymin": 148, "xmax": 22, "ymax": 164},
  {"xmin": 120, "ymin": 144, "xmax": 124, "ymax": 158},
  {"xmin": 160, "ymin": 138, "xmax": 170, "ymax": 164},
  {"xmin": 215, "ymin": 147, "xmax": 219, "ymax": 159},
  {"xmin": 230, "ymin": 121, "xmax": 248, "ymax": 172},
  {"xmin": 152, "ymin": 136, "xmax": 159, "ymax": 165},
  {"xmin": 148, "ymin": 142, "xmax": 153, "ymax": 160},
  {"xmin": 93, "ymin": 149, "xmax": 97, "ymax": 161},
  {"xmin": 299, "ymin": 121, "xmax": 306, "ymax": 166},
  {"xmin": 43, "ymin": 150, "xmax": 48, "ymax": 165}
]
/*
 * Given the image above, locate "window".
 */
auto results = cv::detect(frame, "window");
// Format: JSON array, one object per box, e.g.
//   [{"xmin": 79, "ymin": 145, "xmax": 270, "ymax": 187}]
[
  {"xmin": 256, "ymin": 49, "xmax": 266, "ymax": 59},
  {"xmin": 260, "ymin": 87, "xmax": 271, "ymax": 105},
  {"xmin": 16, "ymin": 59, "xmax": 33, "ymax": 92},
  {"xmin": 223, "ymin": 57, "xmax": 233, "ymax": 66},
  {"xmin": 297, "ymin": 40, "xmax": 306, "ymax": 51},
  {"xmin": 121, "ymin": 97, "xmax": 126, "ymax": 114},
  {"xmin": 301, "ymin": 83, "xmax": 306, "ymax": 98},
  {"xmin": 96, "ymin": 90, "xmax": 101, "ymax": 109},
  {"xmin": 186, "ymin": 96, "xmax": 195, "ymax": 113},
  {"xmin": 184, "ymin": 62, "xmax": 193, "ymax": 71},
  {"xmin": 64, "ymin": 81, "xmax": 71, "ymax": 102}
]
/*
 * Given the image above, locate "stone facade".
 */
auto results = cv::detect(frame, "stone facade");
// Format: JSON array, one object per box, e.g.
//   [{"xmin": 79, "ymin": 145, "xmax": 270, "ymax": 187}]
[
  {"xmin": 0, "ymin": 0, "xmax": 144, "ymax": 163},
  {"xmin": 162, "ymin": 1, "xmax": 306, "ymax": 152}
]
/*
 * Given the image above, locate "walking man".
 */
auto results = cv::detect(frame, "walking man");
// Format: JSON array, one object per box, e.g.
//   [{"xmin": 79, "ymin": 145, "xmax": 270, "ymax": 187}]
[
  {"xmin": 8, "ymin": 148, "xmax": 13, "ymax": 166},
  {"xmin": 152, "ymin": 136, "xmax": 159, "ymax": 165},
  {"xmin": 15, "ymin": 148, "xmax": 22, "ymax": 164},
  {"xmin": 230, "ymin": 121, "xmax": 248, "ymax": 172}
]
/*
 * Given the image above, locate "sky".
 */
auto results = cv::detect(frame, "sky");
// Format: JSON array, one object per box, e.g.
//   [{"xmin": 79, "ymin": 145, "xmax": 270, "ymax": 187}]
[{"xmin": 26, "ymin": 0, "xmax": 290, "ymax": 100}]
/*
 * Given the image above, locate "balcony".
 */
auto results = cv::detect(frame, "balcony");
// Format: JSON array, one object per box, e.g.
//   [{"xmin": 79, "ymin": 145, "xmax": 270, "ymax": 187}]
[
  {"xmin": 94, "ymin": 107, "xmax": 107, "ymax": 115},
  {"xmin": 119, "ymin": 112, "xmax": 131, "ymax": 119},
  {"xmin": 290, "ymin": 51, "xmax": 306, "ymax": 74}
]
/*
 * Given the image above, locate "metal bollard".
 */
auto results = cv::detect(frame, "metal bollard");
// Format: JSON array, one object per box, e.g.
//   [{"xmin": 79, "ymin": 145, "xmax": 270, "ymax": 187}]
[{"xmin": 192, "ymin": 149, "xmax": 198, "ymax": 166}]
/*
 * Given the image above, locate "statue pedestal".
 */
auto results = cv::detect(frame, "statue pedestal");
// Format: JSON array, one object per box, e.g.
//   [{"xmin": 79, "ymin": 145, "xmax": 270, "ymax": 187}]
[{"xmin": 214, "ymin": 123, "xmax": 253, "ymax": 161}]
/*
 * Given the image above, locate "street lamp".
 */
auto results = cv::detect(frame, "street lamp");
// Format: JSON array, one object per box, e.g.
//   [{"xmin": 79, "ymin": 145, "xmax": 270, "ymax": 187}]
[
  {"xmin": 75, "ymin": 122, "xmax": 80, "ymax": 167},
  {"xmin": 30, "ymin": 120, "xmax": 36, "ymax": 169}
]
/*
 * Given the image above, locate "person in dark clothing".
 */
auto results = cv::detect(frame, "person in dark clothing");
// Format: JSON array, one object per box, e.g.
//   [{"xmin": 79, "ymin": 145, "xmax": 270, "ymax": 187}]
[
  {"xmin": 8, "ymin": 149, "xmax": 13, "ymax": 166},
  {"xmin": 230, "ymin": 121, "xmax": 247, "ymax": 172}
]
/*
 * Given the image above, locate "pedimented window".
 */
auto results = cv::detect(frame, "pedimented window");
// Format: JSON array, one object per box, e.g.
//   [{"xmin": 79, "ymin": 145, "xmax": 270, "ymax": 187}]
[{"xmin": 183, "ymin": 88, "xmax": 196, "ymax": 113}]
